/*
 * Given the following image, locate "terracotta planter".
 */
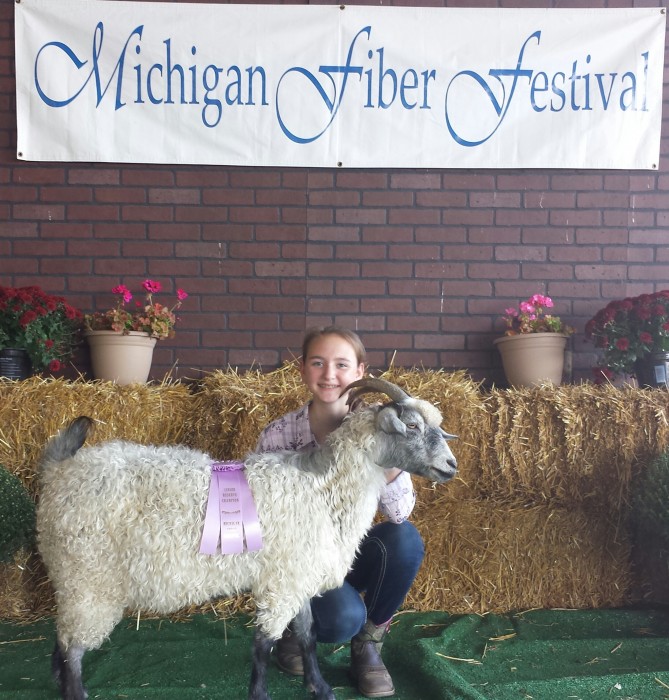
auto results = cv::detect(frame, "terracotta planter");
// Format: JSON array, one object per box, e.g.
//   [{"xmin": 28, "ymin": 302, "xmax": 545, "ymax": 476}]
[
  {"xmin": 493, "ymin": 333, "xmax": 568, "ymax": 388},
  {"xmin": 635, "ymin": 351, "xmax": 669, "ymax": 389},
  {"xmin": 0, "ymin": 348, "xmax": 32, "ymax": 380},
  {"xmin": 85, "ymin": 331, "xmax": 157, "ymax": 385}
]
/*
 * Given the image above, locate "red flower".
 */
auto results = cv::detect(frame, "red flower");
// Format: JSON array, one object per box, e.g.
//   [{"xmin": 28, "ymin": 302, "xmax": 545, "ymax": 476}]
[
  {"xmin": 0, "ymin": 285, "xmax": 82, "ymax": 373},
  {"xmin": 19, "ymin": 310, "xmax": 38, "ymax": 327},
  {"xmin": 48, "ymin": 359, "xmax": 61, "ymax": 372},
  {"xmin": 64, "ymin": 305, "xmax": 80, "ymax": 320},
  {"xmin": 592, "ymin": 366, "xmax": 614, "ymax": 384},
  {"xmin": 587, "ymin": 290, "xmax": 669, "ymax": 379}
]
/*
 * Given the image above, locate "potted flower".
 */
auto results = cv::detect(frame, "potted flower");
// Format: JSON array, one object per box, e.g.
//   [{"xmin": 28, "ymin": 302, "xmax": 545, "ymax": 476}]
[
  {"xmin": 493, "ymin": 293, "xmax": 574, "ymax": 388},
  {"xmin": 84, "ymin": 280, "xmax": 188, "ymax": 385},
  {"xmin": 585, "ymin": 290, "xmax": 669, "ymax": 387},
  {"xmin": 0, "ymin": 285, "xmax": 83, "ymax": 379}
]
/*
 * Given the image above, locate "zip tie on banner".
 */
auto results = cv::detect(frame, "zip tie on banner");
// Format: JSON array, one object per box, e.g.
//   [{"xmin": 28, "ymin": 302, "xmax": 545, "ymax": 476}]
[{"xmin": 199, "ymin": 461, "xmax": 263, "ymax": 555}]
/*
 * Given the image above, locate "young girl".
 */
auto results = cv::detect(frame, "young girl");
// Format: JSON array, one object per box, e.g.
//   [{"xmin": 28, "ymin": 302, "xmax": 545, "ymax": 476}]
[{"xmin": 255, "ymin": 326, "xmax": 424, "ymax": 699}]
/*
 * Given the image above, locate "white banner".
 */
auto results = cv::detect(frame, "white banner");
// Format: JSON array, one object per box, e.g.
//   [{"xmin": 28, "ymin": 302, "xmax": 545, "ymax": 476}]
[{"xmin": 14, "ymin": 1, "xmax": 666, "ymax": 169}]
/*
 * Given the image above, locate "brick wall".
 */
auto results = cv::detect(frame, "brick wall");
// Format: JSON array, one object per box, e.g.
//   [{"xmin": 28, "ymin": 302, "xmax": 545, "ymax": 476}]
[{"xmin": 2, "ymin": 0, "xmax": 668, "ymax": 386}]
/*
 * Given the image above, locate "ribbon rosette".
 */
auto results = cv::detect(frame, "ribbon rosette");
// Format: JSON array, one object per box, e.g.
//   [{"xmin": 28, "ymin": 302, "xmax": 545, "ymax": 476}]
[{"xmin": 199, "ymin": 461, "xmax": 263, "ymax": 555}]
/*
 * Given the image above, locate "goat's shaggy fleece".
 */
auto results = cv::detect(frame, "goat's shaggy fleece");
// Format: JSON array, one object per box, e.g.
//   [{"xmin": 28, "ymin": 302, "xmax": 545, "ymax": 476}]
[{"xmin": 37, "ymin": 410, "xmax": 388, "ymax": 650}]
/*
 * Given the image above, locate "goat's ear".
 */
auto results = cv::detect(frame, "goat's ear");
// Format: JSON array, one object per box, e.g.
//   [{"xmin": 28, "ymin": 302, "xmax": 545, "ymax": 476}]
[{"xmin": 377, "ymin": 406, "xmax": 407, "ymax": 435}]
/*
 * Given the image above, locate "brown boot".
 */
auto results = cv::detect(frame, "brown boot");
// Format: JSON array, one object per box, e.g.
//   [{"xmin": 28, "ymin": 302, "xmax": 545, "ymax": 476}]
[
  {"xmin": 350, "ymin": 619, "xmax": 395, "ymax": 698},
  {"xmin": 275, "ymin": 628, "xmax": 304, "ymax": 676}
]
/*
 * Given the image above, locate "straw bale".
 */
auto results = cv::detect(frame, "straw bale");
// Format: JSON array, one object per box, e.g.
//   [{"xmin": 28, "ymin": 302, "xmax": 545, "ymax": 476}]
[
  {"xmin": 189, "ymin": 363, "xmax": 311, "ymax": 460},
  {"xmin": 476, "ymin": 384, "xmax": 669, "ymax": 511},
  {"xmin": 0, "ymin": 376, "xmax": 194, "ymax": 495},
  {"xmin": 408, "ymin": 492, "xmax": 632, "ymax": 614},
  {"xmin": 4, "ymin": 369, "xmax": 658, "ymax": 621},
  {"xmin": 0, "ymin": 549, "xmax": 53, "ymax": 622}
]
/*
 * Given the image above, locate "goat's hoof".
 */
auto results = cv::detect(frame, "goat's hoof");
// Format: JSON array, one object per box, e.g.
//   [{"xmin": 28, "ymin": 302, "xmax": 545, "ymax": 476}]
[{"xmin": 307, "ymin": 682, "xmax": 334, "ymax": 700}]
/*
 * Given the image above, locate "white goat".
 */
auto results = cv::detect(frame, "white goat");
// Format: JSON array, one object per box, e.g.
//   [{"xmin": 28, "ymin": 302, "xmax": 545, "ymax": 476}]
[{"xmin": 36, "ymin": 378, "xmax": 457, "ymax": 700}]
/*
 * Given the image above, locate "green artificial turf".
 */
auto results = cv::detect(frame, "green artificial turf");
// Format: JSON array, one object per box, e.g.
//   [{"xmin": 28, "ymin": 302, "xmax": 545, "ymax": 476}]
[{"xmin": 1, "ymin": 608, "xmax": 669, "ymax": 699}]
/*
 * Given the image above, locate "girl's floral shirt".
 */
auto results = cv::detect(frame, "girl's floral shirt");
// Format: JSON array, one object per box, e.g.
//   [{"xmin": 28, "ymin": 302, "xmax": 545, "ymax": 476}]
[{"xmin": 255, "ymin": 403, "xmax": 416, "ymax": 524}]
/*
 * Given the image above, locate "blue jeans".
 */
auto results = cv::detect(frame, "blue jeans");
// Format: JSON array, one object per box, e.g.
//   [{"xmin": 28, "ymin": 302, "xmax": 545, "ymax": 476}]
[{"xmin": 310, "ymin": 520, "xmax": 424, "ymax": 644}]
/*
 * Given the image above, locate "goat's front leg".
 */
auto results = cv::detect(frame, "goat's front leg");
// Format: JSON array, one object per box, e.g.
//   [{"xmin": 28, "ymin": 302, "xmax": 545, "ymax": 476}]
[
  {"xmin": 52, "ymin": 641, "xmax": 89, "ymax": 700},
  {"xmin": 291, "ymin": 604, "xmax": 335, "ymax": 700},
  {"xmin": 249, "ymin": 628, "xmax": 274, "ymax": 700}
]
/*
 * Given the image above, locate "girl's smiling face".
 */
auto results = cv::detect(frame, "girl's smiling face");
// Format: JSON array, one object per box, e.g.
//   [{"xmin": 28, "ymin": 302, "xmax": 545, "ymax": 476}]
[{"xmin": 300, "ymin": 333, "xmax": 365, "ymax": 405}]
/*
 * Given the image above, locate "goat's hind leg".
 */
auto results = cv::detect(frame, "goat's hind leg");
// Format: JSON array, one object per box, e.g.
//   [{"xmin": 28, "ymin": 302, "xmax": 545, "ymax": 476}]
[
  {"xmin": 291, "ymin": 604, "xmax": 335, "ymax": 700},
  {"xmin": 52, "ymin": 640, "xmax": 88, "ymax": 700}
]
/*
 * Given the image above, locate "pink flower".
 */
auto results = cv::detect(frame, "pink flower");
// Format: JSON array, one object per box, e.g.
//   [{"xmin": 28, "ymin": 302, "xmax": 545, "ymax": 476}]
[
  {"xmin": 501, "ymin": 293, "xmax": 572, "ymax": 337},
  {"xmin": 530, "ymin": 294, "xmax": 553, "ymax": 308},
  {"xmin": 85, "ymin": 280, "xmax": 187, "ymax": 341},
  {"xmin": 112, "ymin": 285, "xmax": 133, "ymax": 303},
  {"xmin": 639, "ymin": 331, "xmax": 653, "ymax": 344},
  {"xmin": 142, "ymin": 279, "xmax": 162, "ymax": 294}
]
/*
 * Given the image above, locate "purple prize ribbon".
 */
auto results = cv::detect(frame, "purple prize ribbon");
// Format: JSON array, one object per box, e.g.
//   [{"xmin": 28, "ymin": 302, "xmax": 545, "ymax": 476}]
[{"xmin": 199, "ymin": 461, "xmax": 263, "ymax": 555}]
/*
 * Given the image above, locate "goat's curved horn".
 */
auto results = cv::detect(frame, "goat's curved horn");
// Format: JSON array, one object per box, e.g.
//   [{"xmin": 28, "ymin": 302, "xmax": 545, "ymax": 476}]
[{"xmin": 342, "ymin": 377, "xmax": 412, "ymax": 405}]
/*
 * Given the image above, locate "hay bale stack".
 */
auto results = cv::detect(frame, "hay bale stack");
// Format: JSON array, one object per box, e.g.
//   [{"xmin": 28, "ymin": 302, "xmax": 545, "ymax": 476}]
[
  {"xmin": 0, "ymin": 376, "xmax": 194, "ymax": 494},
  {"xmin": 3, "ymin": 369, "xmax": 667, "ymax": 622},
  {"xmin": 476, "ymin": 384, "xmax": 669, "ymax": 510},
  {"xmin": 409, "ymin": 493, "xmax": 631, "ymax": 613},
  {"xmin": 190, "ymin": 363, "xmax": 311, "ymax": 460}
]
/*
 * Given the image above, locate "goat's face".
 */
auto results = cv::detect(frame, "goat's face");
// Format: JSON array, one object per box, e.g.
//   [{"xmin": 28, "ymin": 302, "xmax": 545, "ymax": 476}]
[{"xmin": 373, "ymin": 402, "xmax": 457, "ymax": 484}]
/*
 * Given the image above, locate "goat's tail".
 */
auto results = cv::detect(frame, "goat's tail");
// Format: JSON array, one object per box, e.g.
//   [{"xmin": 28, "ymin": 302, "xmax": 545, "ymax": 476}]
[{"xmin": 40, "ymin": 416, "xmax": 92, "ymax": 467}]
